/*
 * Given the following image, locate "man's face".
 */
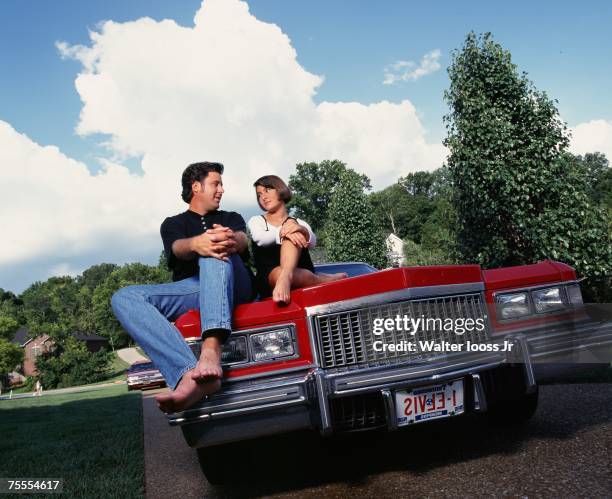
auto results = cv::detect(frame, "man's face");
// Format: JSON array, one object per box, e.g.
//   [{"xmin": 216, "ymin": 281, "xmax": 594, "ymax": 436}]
[{"xmin": 192, "ymin": 172, "xmax": 224, "ymax": 210}]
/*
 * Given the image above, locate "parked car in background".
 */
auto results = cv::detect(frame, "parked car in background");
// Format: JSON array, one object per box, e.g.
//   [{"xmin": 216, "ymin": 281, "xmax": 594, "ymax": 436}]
[
  {"xmin": 168, "ymin": 261, "xmax": 611, "ymax": 483},
  {"xmin": 126, "ymin": 360, "xmax": 166, "ymax": 391}
]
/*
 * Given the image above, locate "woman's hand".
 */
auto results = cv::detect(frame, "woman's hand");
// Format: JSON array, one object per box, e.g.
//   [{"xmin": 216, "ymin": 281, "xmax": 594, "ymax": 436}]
[
  {"xmin": 282, "ymin": 231, "xmax": 309, "ymax": 248},
  {"xmin": 279, "ymin": 219, "xmax": 300, "ymax": 240}
]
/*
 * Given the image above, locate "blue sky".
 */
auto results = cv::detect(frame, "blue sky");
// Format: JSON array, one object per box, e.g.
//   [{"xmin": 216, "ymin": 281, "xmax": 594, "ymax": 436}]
[
  {"xmin": 0, "ymin": 0, "xmax": 611, "ymax": 292},
  {"xmin": 2, "ymin": 0, "xmax": 610, "ymax": 169}
]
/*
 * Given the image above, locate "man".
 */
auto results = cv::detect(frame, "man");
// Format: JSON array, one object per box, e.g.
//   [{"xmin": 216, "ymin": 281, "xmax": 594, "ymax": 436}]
[{"xmin": 111, "ymin": 162, "xmax": 253, "ymax": 413}]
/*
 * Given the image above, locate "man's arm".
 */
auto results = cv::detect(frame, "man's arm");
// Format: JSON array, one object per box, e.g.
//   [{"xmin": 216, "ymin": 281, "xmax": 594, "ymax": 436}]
[
  {"xmin": 172, "ymin": 231, "xmax": 237, "ymax": 261},
  {"xmin": 234, "ymin": 230, "xmax": 248, "ymax": 254},
  {"xmin": 205, "ymin": 225, "xmax": 248, "ymax": 257}
]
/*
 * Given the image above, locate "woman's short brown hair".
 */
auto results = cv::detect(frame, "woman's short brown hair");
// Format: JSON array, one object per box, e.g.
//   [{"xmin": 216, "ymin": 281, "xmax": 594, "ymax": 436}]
[{"xmin": 253, "ymin": 175, "xmax": 292, "ymax": 210}]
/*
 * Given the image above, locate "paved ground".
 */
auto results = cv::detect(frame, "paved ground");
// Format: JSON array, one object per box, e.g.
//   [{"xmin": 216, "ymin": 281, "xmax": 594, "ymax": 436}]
[
  {"xmin": 117, "ymin": 347, "xmax": 149, "ymax": 365},
  {"xmin": 142, "ymin": 383, "xmax": 612, "ymax": 498}
]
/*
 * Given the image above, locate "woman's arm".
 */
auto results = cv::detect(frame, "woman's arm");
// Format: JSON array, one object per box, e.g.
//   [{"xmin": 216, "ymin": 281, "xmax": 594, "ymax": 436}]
[
  {"xmin": 279, "ymin": 218, "xmax": 317, "ymax": 249},
  {"xmin": 247, "ymin": 216, "xmax": 278, "ymax": 246},
  {"xmin": 297, "ymin": 219, "xmax": 317, "ymax": 249}
]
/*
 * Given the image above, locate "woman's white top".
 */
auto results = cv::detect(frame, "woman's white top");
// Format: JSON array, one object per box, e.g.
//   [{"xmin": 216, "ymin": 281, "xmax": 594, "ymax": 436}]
[{"xmin": 247, "ymin": 215, "xmax": 317, "ymax": 249}]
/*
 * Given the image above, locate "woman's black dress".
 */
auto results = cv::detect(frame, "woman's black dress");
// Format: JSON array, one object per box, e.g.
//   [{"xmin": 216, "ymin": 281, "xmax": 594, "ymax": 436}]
[{"xmin": 251, "ymin": 216, "xmax": 315, "ymax": 299}]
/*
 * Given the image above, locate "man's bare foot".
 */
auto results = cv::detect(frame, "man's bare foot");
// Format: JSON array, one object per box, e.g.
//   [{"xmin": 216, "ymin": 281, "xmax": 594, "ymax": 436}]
[
  {"xmin": 155, "ymin": 370, "xmax": 221, "ymax": 413},
  {"xmin": 191, "ymin": 336, "xmax": 224, "ymax": 381},
  {"xmin": 317, "ymin": 272, "xmax": 348, "ymax": 283},
  {"xmin": 272, "ymin": 271, "xmax": 293, "ymax": 305}
]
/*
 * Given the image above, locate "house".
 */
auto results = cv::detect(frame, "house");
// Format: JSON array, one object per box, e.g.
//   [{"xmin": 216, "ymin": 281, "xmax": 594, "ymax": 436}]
[
  {"xmin": 11, "ymin": 327, "xmax": 109, "ymax": 377},
  {"xmin": 385, "ymin": 233, "xmax": 405, "ymax": 267}
]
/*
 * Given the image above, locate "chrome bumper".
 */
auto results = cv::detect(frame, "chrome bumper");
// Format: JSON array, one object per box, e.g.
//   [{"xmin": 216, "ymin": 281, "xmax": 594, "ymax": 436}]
[{"xmin": 168, "ymin": 319, "xmax": 611, "ymax": 448}]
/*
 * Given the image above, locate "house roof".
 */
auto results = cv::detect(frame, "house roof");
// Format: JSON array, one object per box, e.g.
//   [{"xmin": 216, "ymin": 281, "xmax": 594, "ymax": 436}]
[
  {"xmin": 386, "ymin": 233, "xmax": 404, "ymax": 244},
  {"xmin": 11, "ymin": 327, "xmax": 31, "ymax": 347},
  {"xmin": 11, "ymin": 328, "xmax": 108, "ymax": 346}
]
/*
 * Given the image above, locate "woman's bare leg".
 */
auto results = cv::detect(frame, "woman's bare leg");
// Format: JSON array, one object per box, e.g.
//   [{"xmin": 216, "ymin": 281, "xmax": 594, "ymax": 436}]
[
  {"xmin": 270, "ymin": 239, "xmax": 301, "ymax": 304},
  {"xmin": 269, "ymin": 240, "xmax": 348, "ymax": 304}
]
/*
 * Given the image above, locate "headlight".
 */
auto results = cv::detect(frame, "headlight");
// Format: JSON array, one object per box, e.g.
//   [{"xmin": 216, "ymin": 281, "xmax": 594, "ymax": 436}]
[
  {"xmin": 565, "ymin": 284, "xmax": 584, "ymax": 306},
  {"xmin": 495, "ymin": 292, "xmax": 530, "ymax": 320},
  {"xmin": 221, "ymin": 336, "xmax": 248, "ymax": 364},
  {"xmin": 250, "ymin": 328, "xmax": 294, "ymax": 362},
  {"xmin": 532, "ymin": 286, "xmax": 565, "ymax": 313}
]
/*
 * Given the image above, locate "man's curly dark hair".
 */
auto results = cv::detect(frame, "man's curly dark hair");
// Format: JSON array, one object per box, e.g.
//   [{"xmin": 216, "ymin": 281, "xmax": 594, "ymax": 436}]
[{"xmin": 181, "ymin": 162, "xmax": 224, "ymax": 203}]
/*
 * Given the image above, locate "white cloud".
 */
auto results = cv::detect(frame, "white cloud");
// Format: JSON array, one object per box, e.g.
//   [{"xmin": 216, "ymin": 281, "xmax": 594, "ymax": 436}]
[
  {"xmin": 383, "ymin": 49, "xmax": 442, "ymax": 85},
  {"xmin": 49, "ymin": 263, "xmax": 80, "ymax": 278},
  {"xmin": 0, "ymin": 0, "xmax": 446, "ymax": 290},
  {"xmin": 570, "ymin": 119, "xmax": 612, "ymax": 160}
]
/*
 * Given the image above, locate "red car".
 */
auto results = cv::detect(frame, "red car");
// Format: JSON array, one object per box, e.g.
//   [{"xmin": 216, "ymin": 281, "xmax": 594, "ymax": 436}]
[{"xmin": 169, "ymin": 260, "xmax": 611, "ymax": 483}]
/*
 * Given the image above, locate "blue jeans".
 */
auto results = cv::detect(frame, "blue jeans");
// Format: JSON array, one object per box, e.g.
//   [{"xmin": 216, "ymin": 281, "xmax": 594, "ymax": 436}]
[{"xmin": 111, "ymin": 254, "xmax": 252, "ymax": 389}]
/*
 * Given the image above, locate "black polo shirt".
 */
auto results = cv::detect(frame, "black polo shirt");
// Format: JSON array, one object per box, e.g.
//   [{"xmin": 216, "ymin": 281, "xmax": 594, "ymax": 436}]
[{"xmin": 161, "ymin": 209, "xmax": 248, "ymax": 282}]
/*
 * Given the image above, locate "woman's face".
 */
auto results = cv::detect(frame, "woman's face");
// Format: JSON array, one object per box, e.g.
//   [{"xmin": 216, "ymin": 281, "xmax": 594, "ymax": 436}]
[{"xmin": 256, "ymin": 185, "xmax": 283, "ymax": 212}]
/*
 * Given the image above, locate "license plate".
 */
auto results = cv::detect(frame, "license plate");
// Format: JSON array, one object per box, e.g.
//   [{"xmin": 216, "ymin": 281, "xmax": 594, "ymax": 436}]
[{"xmin": 395, "ymin": 379, "xmax": 464, "ymax": 426}]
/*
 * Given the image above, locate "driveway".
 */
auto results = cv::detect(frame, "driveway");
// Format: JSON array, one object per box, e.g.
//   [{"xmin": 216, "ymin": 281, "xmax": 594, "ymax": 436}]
[
  {"xmin": 117, "ymin": 347, "xmax": 149, "ymax": 365},
  {"xmin": 141, "ymin": 383, "xmax": 612, "ymax": 498}
]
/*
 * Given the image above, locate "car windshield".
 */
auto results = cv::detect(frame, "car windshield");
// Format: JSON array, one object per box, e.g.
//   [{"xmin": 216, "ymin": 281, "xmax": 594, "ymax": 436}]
[{"xmin": 129, "ymin": 362, "xmax": 155, "ymax": 372}]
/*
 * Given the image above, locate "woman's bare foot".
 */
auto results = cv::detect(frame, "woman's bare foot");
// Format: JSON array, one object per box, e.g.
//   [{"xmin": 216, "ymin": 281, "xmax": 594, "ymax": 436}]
[
  {"xmin": 317, "ymin": 272, "xmax": 348, "ymax": 283},
  {"xmin": 155, "ymin": 370, "xmax": 221, "ymax": 414},
  {"xmin": 191, "ymin": 336, "xmax": 224, "ymax": 380},
  {"xmin": 272, "ymin": 271, "xmax": 293, "ymax": 305}
]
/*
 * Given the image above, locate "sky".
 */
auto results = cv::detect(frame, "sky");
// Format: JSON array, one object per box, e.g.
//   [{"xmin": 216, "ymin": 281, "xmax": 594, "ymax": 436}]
[{"xmin": 0, "ymin": 0, "xmax": 611, "ymax": 293}]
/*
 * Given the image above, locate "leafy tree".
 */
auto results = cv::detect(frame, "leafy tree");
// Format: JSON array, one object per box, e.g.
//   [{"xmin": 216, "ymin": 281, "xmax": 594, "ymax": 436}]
[
  {"xmin": 0, "ymin": 339, "xmax": 24, "ymax": 387},
  {"xmin": 403, "ymin": 239, "xmax": 455, "ymax": 266},
  {"xmin": 419, "ymin": 196, "xmax": 458, "ymax": 260},
  {"xmin": 444, "ymin": 32, "xmax": 611, "ymax": 282},
  {"xmin": 288, "ymin": 160, "xmax": 371, "ymax": 234},
  {"xmin": 0, "ymin": 288, "xmax": 24, "ymax": 325},
  {"xmin": 35, "ymin": 337, "xmax": 110, "ymax": 389},
  {"xmin": 575, "ymin": 152, "xmax": 611, "ymax": 211},
  {"xmin": 156, "ymin": 250, "xmax": 173, "ymax": 282},
  {"xmin": 0, "ymin": 316, "xmax": 19, "ymax": 341},
  {"xmin": 20, "ymin": 276, "xmax": 80, "ymax": 342},
  {"xmin": 370, "ymin": 183, "xmax": 423, "ymax": 240},
  {"xmin": 324, "ymin": 170, "xmax": 387, "ymax": 268},
  {"xmin": 370, "ymin": 167, "xmax": 457, "ymax": 261},
  {"xmin": 77, "ymin": 263, "xmax": 119, "ymax": 290},
  {"xmin": 74, "ymin": 263, "xmax": 119, "ymax": 333},
  {"xmin": 92, "ymin": 263, "xmax": 171, "ymax": 348}
]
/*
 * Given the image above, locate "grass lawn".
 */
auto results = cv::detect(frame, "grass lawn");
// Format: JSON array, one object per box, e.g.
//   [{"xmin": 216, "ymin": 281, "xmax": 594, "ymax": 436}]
[
  {"xmin": 0, "ymin": 385, "xmax": 143, "ymax": 498},
  {"xmin": 97, "ymin": 351, "xmax": 130, "ymax": 384},
  {"xmin": 7, "ymin": 352, "xmax": 130, "ymax": 394}
]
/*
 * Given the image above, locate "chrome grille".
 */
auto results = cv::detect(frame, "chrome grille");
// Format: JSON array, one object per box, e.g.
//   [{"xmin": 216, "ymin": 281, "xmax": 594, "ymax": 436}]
[
  {"xmin": 330, "ymin": 393, "xmax": 386, "ymax": 431},
  {"xmin": 315, "ymin": 293, "xmax": 490, "ymax": 369}
]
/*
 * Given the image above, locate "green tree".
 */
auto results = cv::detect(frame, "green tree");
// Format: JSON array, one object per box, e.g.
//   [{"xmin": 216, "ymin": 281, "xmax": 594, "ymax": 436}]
[
  {"xmin": 370, "ymin": 183, "xmax": 421, "ymax": 240},
  {"xmin": 0, "ymin": 339, "xmax": 24, "ymax": 382},
  {"xmin": 403, "ymin": 239, "xmax": 455, "ymax": 266},
  {"xmin": 92, "ymin": 263, "xmax": 171, "ymax": 348},
  {"xmin": 74, "ymin": 263, "xmax": 119, "ymax": 333},
  {"xmin": 419, "ymin": 196, "xmax": 458, "ymax": 260},
  {"xmin": 156, "ymin": 250, "xmax": 173, "ymax": 282},
  {"xmin": 0, "ymin": 288, "xmax": 24, "ymax": 325},
  {"xmin": 324, "ymin": 170, "xmax": 387, "ymax": 268},
  {"xmin": 20, "ymin": 276, "xmax": 80, "ymax": 342},
  {"xmin": 370, "ymin": 168, "xmax": 455, "ymax": 245},
  {"xmin": 444, "ymin": 32, "xmax": 611, "ymax": 281},
  {"xmin": 77, "ymin": 263, "xmax": 119, "ymax": 290},
  {"xmin": 576, "ymin": 152, "xmax": 612, "ymax": 212},
  {"xmin": 35, "ymin": 337, "xmax": 111, "ymax": 389},
  {"xmin": 288, "ymin": 160, "xmax": 371, "ymax": 234},
  {"xmin": 0, "ymin": 316, "xmax": 19, "ymax": 341}
]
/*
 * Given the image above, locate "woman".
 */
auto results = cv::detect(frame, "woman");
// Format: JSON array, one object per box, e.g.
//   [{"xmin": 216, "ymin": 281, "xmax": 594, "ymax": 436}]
[{"xmin": 248, "ymin": 175, "xmax": 346, "ymax": 304}]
